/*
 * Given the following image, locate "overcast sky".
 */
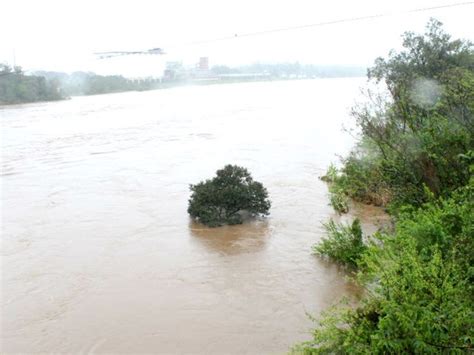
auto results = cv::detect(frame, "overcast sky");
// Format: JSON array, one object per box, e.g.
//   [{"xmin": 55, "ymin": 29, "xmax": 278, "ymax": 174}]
[{"xmin": 1, "ymin": 0, "xmax": 473, "ymax": 77}]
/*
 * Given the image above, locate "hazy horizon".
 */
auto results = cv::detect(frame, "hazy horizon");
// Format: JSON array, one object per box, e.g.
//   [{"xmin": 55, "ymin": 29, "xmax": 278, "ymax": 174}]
[
  {"xmin": 1, "ymin": 0, "xmax": 473, "ymax": 77},
  {"xmin": 25, "ymin": 62, "xmax": 368, "ymax": 78}
]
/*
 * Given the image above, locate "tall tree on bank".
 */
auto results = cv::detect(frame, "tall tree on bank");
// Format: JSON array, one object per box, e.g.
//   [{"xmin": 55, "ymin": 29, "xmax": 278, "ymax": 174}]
[
  {"xmin": 296, "ymin": 19, "xmax": 474, "ymax": 353},
  {"xmin": 333, "ymin": 19, "xmax": 473, "ymax": 210}
]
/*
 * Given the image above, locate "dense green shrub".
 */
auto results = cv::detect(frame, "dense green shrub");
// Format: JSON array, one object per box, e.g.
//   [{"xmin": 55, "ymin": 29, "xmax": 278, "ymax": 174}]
[
  {"xmin": 331, "ymin": 19, "xmax": 474, "ymax": 210},
  {"xmin": 323, "ymin": 152, "xmax": 391, "ymax": 214},
  {"xmin": 321, "ymin": 164, "xmax": 349, "ymax": 213},
  {"xmin": 328, "ymin": 188, "xmax": 349, "ymax": 214},
  {"xmin": 314, "ymin": 219, "xmax": 365, "ymax": 268},
  {"xmin": 298, "ymin": 20, "xmax": 474, "ymax": 354},
  {"xmin": 320, "ymin": 163, "xmax": 339, "ymax": 183},
  {"xmin": 297, "ymin": 183, "xmax": 474, "ymax": 353},
  {"xmin": 188, "ymin": 165, "xmax": 271, "ymax": 227}
]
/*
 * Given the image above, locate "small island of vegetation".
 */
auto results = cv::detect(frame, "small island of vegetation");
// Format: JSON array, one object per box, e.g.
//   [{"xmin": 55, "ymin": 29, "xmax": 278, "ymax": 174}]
[{"xmin": 188, "ymin": 165, "xmax": 271, "ymax": 227}]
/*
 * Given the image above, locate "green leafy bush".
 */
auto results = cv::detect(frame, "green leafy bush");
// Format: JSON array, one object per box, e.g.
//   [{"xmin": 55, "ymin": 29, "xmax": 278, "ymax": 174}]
[
  {"xmin": 328, "ymin": 188, "xmax": 349, "ymax": 214},
  {"xmin": 320, "ymin": 163, "xmax": 338, "ymax": 183},
  {"xmin": 296, "ymin": 20, "xmax": 474, "ymax": 354},
  {"xmin": 322, "ymin": 157, "xmax": 389, "ymax": 214},
  {"xmin": 187, "ymin": 165, "xmax": 271, "ymax": 227},
  {"xmin": 321, "ymin": 164, "xmax": 349, "ymax": 213},
  {"xmin": 314, "ymin": 219, "xmax": 365, "ymax": 268},
  {"xmin": 297, "ymin": 184, "xmax": 474, "ymax": 353},
  {"xmin": 331, "ymin": 19, "xmax": 474, "ymax": 210}
]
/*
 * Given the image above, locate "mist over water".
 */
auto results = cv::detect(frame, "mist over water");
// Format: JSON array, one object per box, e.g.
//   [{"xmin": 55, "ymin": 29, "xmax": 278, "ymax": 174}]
[{"xmin": 1, "ymin": 79, "xmax": 387, "ymax": 353}]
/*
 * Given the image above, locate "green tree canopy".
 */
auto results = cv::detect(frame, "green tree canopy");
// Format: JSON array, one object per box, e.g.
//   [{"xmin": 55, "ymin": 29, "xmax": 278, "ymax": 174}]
[
  {"xmin": 331, "ymin": 19, "xmax": 473, "ymax": 210},
  {"xmin": 188, "ymin": 165, "xmax": 271, "ymax": 227},
  {"xmin": 300, "ymin": 19, "xmax": 474, "ymax": 354},
  {"xmin": 0, "ymin": 64, "xmax": 63, "ymax": 105}
]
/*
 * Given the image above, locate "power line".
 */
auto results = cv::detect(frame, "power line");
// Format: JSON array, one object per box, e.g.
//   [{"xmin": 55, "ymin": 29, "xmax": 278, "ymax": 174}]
[
  {"xmin": 94, "ymin": 1, "xmax": 473, "ymax": 58},
  {"xmin": 174, "ymin": 2, "xmax": 474, "ymax": 48}
]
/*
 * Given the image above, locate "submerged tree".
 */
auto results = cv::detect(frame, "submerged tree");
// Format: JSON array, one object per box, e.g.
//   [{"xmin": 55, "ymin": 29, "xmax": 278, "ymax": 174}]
[{"xmin": 188, "ymin": 165, "xmax": 271, "ymax": 227}]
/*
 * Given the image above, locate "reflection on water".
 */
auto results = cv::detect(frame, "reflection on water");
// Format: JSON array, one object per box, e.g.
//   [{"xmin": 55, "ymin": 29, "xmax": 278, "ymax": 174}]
[
  {"xmin": 1, "ymin": 79, "xmax": 386, "ymax": 354},
  {"xmin": 189, "ymin": 219, "xmax": 271, "ymax": 255}
]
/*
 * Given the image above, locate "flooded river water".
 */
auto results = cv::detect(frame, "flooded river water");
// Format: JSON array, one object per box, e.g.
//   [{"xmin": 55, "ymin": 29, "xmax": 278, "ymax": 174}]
[{"xmin": 1, "ymin": 79, "xmax": 387, "ymax": 353}]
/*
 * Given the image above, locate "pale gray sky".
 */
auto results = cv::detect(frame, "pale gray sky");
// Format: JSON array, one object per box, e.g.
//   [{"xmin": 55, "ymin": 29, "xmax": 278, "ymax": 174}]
[{"xmin": 1, "ymin": 0, "xmax": 473, "ymax": 77}]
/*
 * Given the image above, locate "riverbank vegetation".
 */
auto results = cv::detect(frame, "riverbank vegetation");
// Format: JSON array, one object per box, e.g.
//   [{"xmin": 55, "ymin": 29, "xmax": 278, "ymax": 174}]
[
  {"xmin": 314, "ymin": 219, "xmax": 365, "ymax": 269},
  {"xmin": 327, "ymin": 19, "xmax": 473, "ymax": 213},
  {"xmin": 1, "ymin": 63, "xmax": 366, "ymax": 105},
  {"xmin": 211, "ymin": 62, "xmax": 365, "ymax": 78},
  {"xmin": 33, "ymin": 71, "xmax": 161, "ymax": 96},
  {"xmin": 297, "ymin": 19, "xmax": 473, "ymax": 353},
  {"xmin": 0, "ymin": 68, "xmax": 163, "ymax": 105},
  {"xmin": 188, "ymin": 165, "xmax": 271, "ymax": 227},
  {"xmin": 0, "ymin": 64, "xmax": 63, "ymax": 105}
]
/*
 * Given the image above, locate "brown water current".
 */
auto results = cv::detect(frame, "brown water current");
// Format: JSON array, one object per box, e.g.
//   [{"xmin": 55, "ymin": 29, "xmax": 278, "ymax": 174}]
[{"xmin": 1, "ymin": 79, "xmax": 388, "ymax": 354}]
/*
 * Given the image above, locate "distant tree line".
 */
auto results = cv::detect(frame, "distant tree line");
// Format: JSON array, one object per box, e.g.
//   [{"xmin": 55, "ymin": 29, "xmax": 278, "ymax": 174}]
[
  {"xmin": 0, "ymin": 64, "xmax": 63, "ymax": 105},
  {"xmin": 211, "ymin": 63, "xmax": 366, "ymax": 78},
  {"xmin": 1, "ymin": 62, "xmax": 366, "ymax": 105},
  {"xmin": 33, "ymin": 71, "xmax": 161, "ymax": 96},
  {"xmin": 0, "ymin": 67, "xmax": 164, "ymax": 105}
]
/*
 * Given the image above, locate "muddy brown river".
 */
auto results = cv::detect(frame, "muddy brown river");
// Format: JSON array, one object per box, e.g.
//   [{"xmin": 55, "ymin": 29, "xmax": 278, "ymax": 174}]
[{"xmin": 1, "ymin": 79, "xmax": 387, "ymax": 354}]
